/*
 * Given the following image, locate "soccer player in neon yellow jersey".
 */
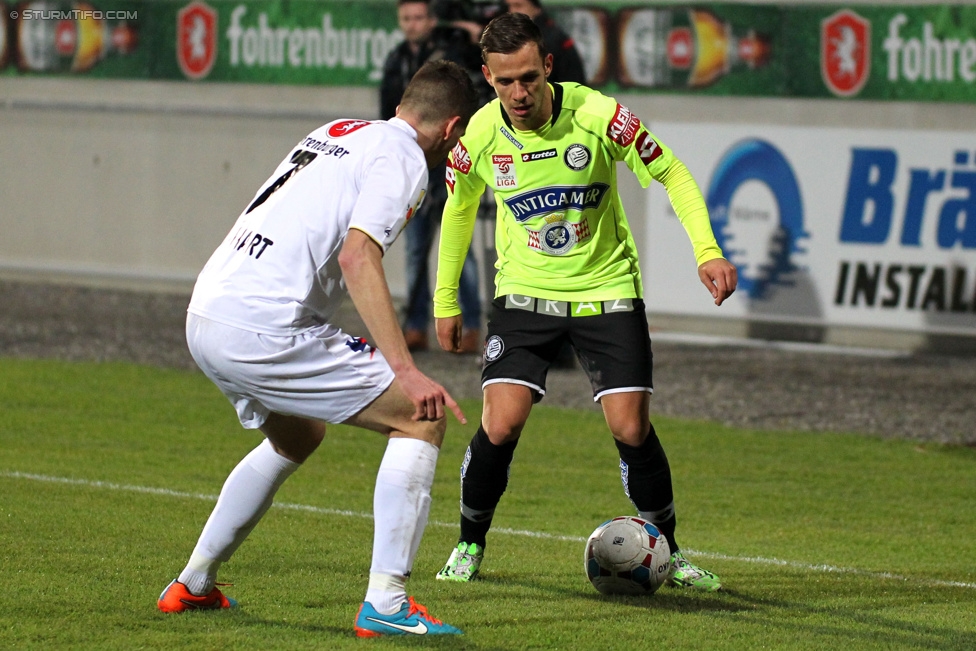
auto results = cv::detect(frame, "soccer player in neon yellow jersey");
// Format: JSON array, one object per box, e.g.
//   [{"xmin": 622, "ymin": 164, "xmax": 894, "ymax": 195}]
[{"xmin": 433, "ymin": 13, "xmax": 737, "ymax": 591}]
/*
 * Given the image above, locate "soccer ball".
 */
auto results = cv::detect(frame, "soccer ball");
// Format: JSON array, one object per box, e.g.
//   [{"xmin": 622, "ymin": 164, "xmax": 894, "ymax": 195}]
[{"xmin": 584, "ymin": 516, "xmax": 672, "ymax": 595}]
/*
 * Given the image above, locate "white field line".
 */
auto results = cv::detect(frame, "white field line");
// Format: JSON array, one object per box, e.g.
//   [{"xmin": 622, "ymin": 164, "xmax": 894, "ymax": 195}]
[{"xmin": 4, "ymin": 470, "xmax": 975, "ymax": 591}]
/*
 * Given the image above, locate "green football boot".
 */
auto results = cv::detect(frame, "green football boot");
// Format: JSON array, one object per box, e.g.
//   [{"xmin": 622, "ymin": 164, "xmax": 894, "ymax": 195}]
[
  {"xmin": 666, "ymin": 551, "xmax": 722, "ymax": 592},
  {"xmin": 435, "ymin": 542, "xmax": 484, "ymax": 582}
]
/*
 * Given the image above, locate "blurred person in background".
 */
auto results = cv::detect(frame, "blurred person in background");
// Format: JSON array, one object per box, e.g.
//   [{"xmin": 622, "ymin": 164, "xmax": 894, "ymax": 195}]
[
  {"xmin": 506, "ymin": 0, "xmax": 586, "ymax": 368},
  {"xmin": 505, "ymin": 0, "xmax": 585, "ymax": 84},
  {"xmin": 381, "ymin": 0, "xmax": 484, "ymax": 353}
]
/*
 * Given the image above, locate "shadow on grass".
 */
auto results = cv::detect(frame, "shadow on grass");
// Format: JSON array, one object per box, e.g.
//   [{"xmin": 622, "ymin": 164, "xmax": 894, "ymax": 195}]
[
  {"xmin": 711, "ymin": 587, "xmax": 976, "ymax": 650},
  {"xmin": 449, "ymin": 572, "xmax": 976, "ymax": 649},
  {"xmin": 466, "ymin": 570, "xmax": 751, "ymax": 613}
]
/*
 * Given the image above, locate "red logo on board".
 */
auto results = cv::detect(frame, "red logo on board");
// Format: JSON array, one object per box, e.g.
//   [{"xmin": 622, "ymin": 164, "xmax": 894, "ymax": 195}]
[
  {"xmin": 666, "ymin": 28, "xmax": 693, "ymax": 69},
  {"xmin": 177, "ymin": 1, "xmax": 217, "ymax": 80},
  {"xmin": 821, "ymin": 9, "xmax": 871, "ymax": 97}
]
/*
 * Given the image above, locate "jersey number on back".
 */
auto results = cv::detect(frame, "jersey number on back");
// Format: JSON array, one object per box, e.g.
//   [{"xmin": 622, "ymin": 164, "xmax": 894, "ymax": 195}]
[{"xmin": 245, "ymin": 150, "xmax": 318, "ymax": 214}]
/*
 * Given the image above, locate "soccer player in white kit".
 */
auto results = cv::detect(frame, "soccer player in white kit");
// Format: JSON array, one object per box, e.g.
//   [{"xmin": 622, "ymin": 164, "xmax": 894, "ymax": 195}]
[{"xmin": 157, "ymin": 60, "xmax": 478, "ymax": 638}]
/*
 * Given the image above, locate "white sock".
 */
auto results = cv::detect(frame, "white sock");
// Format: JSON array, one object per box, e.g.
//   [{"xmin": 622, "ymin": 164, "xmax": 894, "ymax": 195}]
[
  {"xmin": 178, "ymin": 438, "xmax": 300, "ymax": 595},
  {"xmin": 364, "ymin": 437, "xmax": 438, "ymax": 612},
  {"xmin": 364, "ymin": 573, "xmax": 407, "ymax": 615}
]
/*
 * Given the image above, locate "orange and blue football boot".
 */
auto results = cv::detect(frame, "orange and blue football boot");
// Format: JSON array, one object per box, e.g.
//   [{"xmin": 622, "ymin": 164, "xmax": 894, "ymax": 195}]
[
  {"xmin": 157, "ymin": 580, "xmax": 237, "ymax": 613},
  {"xmin": 354, "ymin": 597, "xmax": 462, "ymax": 637}
]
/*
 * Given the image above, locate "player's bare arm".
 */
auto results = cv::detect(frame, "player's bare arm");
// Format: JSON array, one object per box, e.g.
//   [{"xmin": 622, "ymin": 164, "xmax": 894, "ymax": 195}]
[
  {"xmin": 339, "ymin": 228, "xmax": 467, "ymax": 424},
  {"xmin": 698, "ymin": 258, "xmax": 738, "ymax": 306}
]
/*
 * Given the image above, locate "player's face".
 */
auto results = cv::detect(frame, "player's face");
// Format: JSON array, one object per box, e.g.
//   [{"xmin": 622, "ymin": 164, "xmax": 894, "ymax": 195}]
[
  {"xmin": 397, "ymin": 1, "xmax": 435, "ymax": 45},
  {"xmin": 483, "ymin": 43, "xmax": 553, "ymax": 131}
]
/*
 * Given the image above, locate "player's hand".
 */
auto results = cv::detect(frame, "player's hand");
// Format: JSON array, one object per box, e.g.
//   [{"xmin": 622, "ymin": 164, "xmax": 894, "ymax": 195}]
[
  {"xmin": 435, "ymin": 315, "xmax": 464, "ymax": 353},
  {"xmin": 698, "ymin": 258, "xmax": 738, "ymax": 306},
  {"xmin": 399, "ymin": 367, "xmax": 467, "ymax": 425}
]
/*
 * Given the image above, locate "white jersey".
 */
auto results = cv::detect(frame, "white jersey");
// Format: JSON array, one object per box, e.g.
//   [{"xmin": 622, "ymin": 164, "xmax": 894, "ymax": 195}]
[{"xmin": 188, "ymin": 117, "xmax": 428, "ymax": 335}]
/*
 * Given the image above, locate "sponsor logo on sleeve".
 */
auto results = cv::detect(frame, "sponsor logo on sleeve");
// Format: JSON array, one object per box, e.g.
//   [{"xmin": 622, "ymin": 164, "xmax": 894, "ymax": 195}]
[
  {"xmin": 521, "ymin": 149, "xmax": 558, "ymax": 162},
  {"xmin": 326, "ymin": 120, "xmax": 370, "ymax": 137},
  {"xmin": 635, "ymin": 131, "xmax": 663, "ymax": 165},
  {"xmin": 445, "ymin": 162, "xmax": 457, "ymax": 193},
  {"xmin": 446, "ymin": 141, "xmax": 471, "ymax": 193},
  {"xmin": 607, "ymin": 104, "xmax": 641, "ymax": 147},
  {"xmin": 492, "ymin": 154, "xmax": 517, "ymax": 189},
  {"xmin": 405, "ymin": 189, "xmax": 426, "ymax": 224},
  {"xmin": 450, "ymin": 141, "xmax": 472, "ymax": 174}
]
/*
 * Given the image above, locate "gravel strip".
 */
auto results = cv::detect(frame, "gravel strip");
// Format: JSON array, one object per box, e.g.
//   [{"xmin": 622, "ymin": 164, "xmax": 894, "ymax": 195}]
[{"xmin": 2, "ymin": 279, "xmax": 972, "ymax": 445}]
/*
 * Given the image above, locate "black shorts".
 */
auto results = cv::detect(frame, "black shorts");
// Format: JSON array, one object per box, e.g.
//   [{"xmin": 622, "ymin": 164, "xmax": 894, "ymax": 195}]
[{"xmin": 481, "ymin": 294, "xmax": 653, "ymax": 402}]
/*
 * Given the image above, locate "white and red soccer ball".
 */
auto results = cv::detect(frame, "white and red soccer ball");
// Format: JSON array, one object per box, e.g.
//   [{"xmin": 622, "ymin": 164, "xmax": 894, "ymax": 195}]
[{"xmin": 584, "ymin": 516, "xmax": 672, "ymax": 595}]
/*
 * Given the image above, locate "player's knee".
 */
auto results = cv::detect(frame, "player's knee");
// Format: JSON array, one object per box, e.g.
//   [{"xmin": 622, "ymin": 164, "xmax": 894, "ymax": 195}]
[
  {"xmin": 481, "ymin": 417, "xmax": 523, "ymax": 445},
  {"xmin": 609, "ymin": 418, "xmax": 651, "ymax": 447}
]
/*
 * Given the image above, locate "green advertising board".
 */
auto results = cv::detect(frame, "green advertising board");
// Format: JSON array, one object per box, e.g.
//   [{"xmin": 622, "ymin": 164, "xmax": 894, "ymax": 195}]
[
  {"xmin": 2, "ymin": 0, "xmax": 975, "ymax": 103},
  {"xmin": 549, "ymin": 3, "xmax": 784, "ymax": 96},
  {"xmin": 1, "ymin": 0, "xmax": 150, "ymax": 77},
  {"xmin": 0, "ymin": 0, "xmax": 400, "ymax": 85},
  {"xmin": 783, "ymin": 4, "xmax": 976, "ymax": 101},
  {"xmin": 152, "ymin": 0, "xmax": 400, "ymax": 84}
]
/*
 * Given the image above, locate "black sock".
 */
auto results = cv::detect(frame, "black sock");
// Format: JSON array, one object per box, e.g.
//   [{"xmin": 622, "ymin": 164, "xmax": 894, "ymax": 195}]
[
  {"xmin": 458, "ymin": 426, "xmax": 518, "ymax": 548},
  {"xmin": 615, "ymin": 423, "xmax": 679, "ymax": 553}
]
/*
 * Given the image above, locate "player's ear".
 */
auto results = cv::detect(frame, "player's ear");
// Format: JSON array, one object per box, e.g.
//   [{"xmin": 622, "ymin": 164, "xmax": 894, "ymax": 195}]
[
  {"xmin": 544, "ymin": 53, "xmax": 553, "ymax": 79},
  {"xmin": 442, "ymin": 115, "xmax": 462, "ymax": 142},
  {"xmin": 482, "ymin": 64, "xmax": 493, "ymax": 87}
]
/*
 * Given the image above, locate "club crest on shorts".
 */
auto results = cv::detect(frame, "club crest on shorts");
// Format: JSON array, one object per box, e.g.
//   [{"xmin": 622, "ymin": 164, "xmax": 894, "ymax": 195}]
[
  {"xmin": 345, "ymin": 336, "xmax": 376, "ymax": 358},
  {"xmin": 484, "ymin": 335, "xmax": 504, "ymax": 362},
  {"xmin": 564, "ymin": 144, "xmax": 591, "ymax": 171}
]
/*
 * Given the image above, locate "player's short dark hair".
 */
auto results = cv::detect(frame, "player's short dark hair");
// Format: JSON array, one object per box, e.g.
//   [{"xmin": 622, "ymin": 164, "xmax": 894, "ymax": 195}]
[
  {"xmin": 400, "ymin": 59, "xmax": 479, "ymax": 127},
  {"xmin": 480, "ymin": 11, "xmax": 548, "ymax": 64},
  {"xmin": 396, "ymin": 0, "xmax": 430, "ymax": 8}
]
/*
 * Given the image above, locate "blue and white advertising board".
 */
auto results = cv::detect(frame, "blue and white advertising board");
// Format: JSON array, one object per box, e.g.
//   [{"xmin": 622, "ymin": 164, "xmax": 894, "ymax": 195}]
[{"xmin": 644, "ymin": 123, "xmax": 976, "ymax": 336}]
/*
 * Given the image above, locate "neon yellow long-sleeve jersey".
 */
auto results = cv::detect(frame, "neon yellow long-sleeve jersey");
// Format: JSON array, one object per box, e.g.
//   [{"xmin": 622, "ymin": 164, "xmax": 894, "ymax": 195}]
[{"xmin": 434, "ymin": 82, "xmax": 724, "ymax": 318}]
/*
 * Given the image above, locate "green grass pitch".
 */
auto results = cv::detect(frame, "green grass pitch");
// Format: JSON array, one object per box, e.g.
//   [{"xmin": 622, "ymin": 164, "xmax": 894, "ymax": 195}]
[{"xmin": 1, "ymin": 358, "xmax": 974, "ymax": 649}]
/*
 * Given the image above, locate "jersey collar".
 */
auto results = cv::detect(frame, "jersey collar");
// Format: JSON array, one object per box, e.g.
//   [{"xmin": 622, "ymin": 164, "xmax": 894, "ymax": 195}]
[
  {"xmin": 388, "ymin": 116, "xmax": 418, "ymax": 141},
  {"xmin": 499, "ymin": 82, "xmax": 564, "ymax": 132}
]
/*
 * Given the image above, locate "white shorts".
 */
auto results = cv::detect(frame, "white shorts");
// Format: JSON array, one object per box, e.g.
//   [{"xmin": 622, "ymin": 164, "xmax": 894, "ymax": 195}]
[{"xmin": 185, "ymin": 313, "xmax": 395, "ymax": 429}]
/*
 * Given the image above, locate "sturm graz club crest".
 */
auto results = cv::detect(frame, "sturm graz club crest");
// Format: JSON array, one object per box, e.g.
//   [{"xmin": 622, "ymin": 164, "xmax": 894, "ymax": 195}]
[
  {"xmin": 484, "ymin": 335, "xmax": 504, "ymax": 362},
  {"xmin": 526, "ymin": 217, "xmax": 591, "ymax": 255},
  {"xmin": 539, "ymin": 221, "xmax": 577, "ymax": 255},
  {"xmin": 564, "ymin": 144, "xmax": 591, "ymax": 171}
]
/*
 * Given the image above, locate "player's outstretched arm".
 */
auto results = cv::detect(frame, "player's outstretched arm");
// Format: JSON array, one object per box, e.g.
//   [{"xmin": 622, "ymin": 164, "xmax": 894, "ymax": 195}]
[
  {"xmin": 339, "ymin": 228, "xmax": 467, "ymax": 424},
  {"xmin": 698, "ymin": 258, "xmax": 738, "ymax": 306}
]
